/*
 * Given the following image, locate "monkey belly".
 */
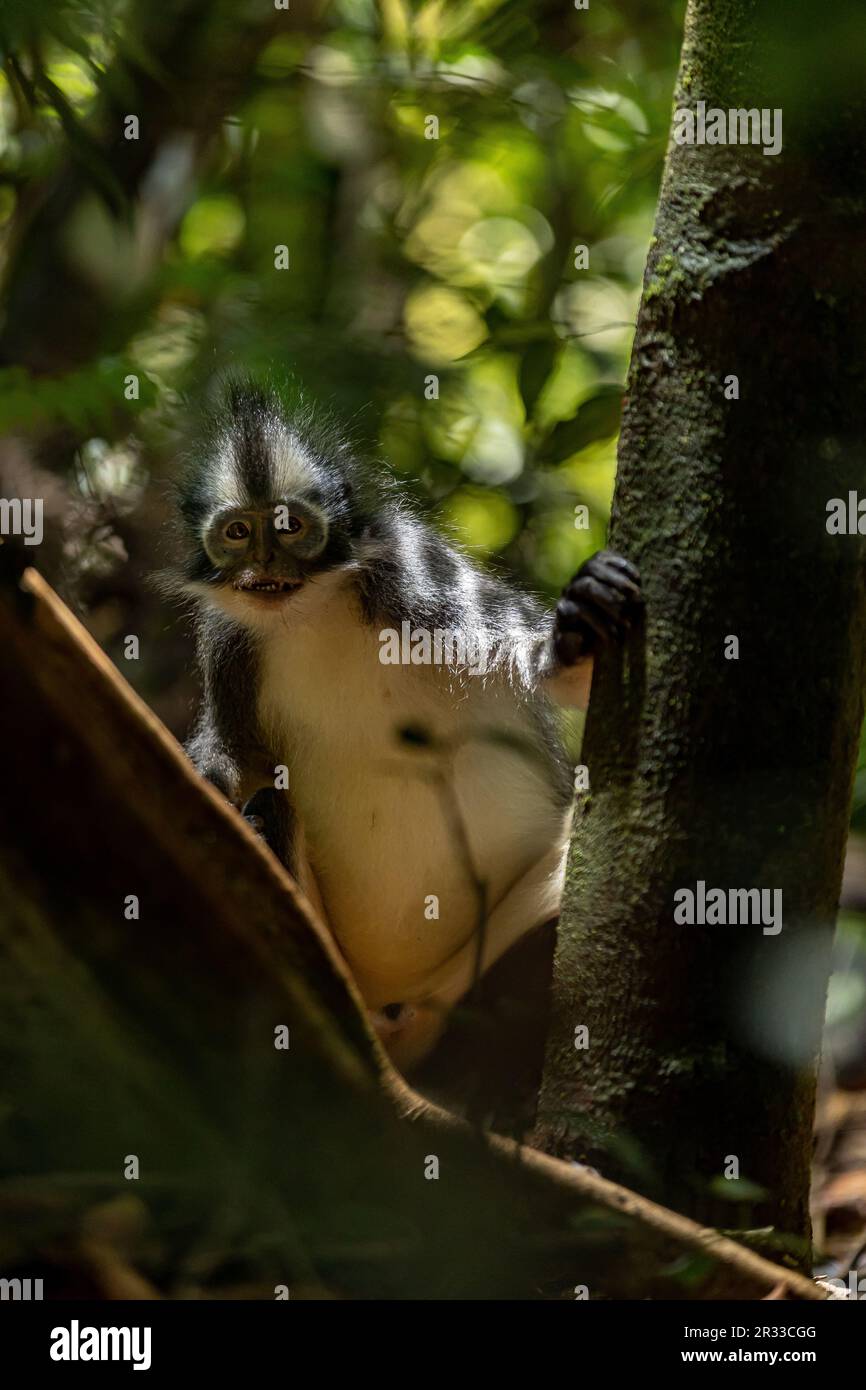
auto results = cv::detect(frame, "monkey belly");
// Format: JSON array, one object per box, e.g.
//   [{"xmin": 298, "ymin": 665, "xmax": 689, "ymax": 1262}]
[{"xmin": 285, "ymin": 737, "xmax": 568, "ymax": 1010}]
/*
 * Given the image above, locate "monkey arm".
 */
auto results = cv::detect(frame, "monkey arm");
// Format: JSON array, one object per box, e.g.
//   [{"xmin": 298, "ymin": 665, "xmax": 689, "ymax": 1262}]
[
  {"xmin": 185, "ymin": 715, "xmax": 245, "ymax": 800},
  {"xmin": 355, "ymin": 516, "xmax": 639, "ymax": 714},
  {"xmin": 186, "ymin": 611, "xmax": 272, "ymax": 805}
]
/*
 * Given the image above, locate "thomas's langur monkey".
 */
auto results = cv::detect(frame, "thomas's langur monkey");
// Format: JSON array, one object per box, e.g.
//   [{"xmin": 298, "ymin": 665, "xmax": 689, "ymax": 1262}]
[{"xmin": 173, "ymin": 382, "xmax": 642, "ymax": 1069}]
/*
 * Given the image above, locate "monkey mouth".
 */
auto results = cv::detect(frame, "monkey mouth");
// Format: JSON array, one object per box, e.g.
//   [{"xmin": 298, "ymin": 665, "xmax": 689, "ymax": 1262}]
[{"xmin": 232, "ymin": 576, "xmax": 302, "ymax": 597}]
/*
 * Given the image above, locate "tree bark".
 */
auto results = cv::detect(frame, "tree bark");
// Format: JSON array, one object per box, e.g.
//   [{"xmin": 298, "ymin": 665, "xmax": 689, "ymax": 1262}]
[{"xmin": 536, "ymin": 0, "xmax": 866, "ymax": 1264}]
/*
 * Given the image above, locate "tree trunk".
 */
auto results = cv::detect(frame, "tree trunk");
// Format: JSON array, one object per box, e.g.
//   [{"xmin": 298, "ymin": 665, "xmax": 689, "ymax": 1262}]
[{"xmin": 535, "ymin": 0, "xmax": 866, "ymax": 1264}]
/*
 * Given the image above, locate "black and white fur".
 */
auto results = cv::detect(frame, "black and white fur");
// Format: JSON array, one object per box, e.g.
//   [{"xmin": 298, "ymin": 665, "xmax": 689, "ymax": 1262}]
[{"xmin": 174, "ymin": 381, "xmax": 641, "ymax": 1067}]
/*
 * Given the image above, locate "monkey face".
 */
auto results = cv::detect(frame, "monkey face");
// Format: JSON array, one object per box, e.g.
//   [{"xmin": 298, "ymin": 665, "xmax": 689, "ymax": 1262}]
[
  {"xmin": 175, "ymin": 383, "xmax": 369, "ymax": 623},
  {"xmin": 202, "ymin": 499, "xmax": 330, "ymax": 605}
]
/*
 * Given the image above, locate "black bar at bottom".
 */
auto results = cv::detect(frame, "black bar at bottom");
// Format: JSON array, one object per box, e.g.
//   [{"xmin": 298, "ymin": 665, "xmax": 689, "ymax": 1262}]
[{"xmin": 0, "ymin": 1295, "xmax": 859, "ymax": 1376}]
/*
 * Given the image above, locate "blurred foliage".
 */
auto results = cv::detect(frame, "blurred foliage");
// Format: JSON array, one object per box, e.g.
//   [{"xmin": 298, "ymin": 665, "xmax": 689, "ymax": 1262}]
[{"xmin": 0, "ymin": 0, "xmax": 685, "ymax": 620}]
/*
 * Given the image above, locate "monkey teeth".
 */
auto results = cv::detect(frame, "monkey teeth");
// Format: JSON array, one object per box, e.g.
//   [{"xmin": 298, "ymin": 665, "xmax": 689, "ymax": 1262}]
[{"xmin": 234, "ymin": 578, "xmax": 300, "ymax": 595}]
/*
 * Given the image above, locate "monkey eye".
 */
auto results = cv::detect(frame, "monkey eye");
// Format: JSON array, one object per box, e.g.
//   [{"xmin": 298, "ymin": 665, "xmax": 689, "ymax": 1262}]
[
  {"xmin": 223, "ymin": 520, "xmax": 251, "ymax": 542},
  {"xmin": 275, "ymin": 513, "xmax": 304, "ymax": 538}
]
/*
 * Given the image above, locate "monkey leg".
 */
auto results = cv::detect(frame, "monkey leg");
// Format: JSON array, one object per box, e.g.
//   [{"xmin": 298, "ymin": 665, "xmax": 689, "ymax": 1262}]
[{"xmin": 375, "ymin": 841, "xmax": 566, "ymax": 1072}]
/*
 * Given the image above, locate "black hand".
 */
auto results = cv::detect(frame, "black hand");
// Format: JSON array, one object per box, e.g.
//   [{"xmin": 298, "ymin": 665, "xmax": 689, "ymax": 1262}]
[{"xmin": 553, "ymin": 550, "xmax": 642, "ymax": 666}]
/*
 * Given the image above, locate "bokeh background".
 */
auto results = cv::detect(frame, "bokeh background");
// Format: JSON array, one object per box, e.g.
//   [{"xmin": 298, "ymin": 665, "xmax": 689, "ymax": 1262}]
[
  {"xmin": 0, "ymin": 0, "xmax": 684, "ymax": 718},
  {"xmin": 1, "ymin": 0, "xmax": 864, "ymax": 1258}
]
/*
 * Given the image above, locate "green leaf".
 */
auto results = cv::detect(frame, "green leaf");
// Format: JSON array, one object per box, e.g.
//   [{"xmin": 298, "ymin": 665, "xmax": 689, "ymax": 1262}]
[
  {"xmin": 518, "ymin": 338, "xmax": 558, "ymax": 418},
  {"xmin": 542, "ymin": 386, "xmax": 623, "ymax": 463}
]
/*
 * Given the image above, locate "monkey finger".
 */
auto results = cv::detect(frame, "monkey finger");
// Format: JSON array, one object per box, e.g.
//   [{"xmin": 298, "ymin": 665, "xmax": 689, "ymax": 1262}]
[
  {"xmin": 565, "ymin": 575, "xmax": 633, "ymax": 628},
  {"xmin": 593, "ymin": 550, "xmax": 641, "ymax": 585},
  {"xmin": 576, "ymin": 555, "xmax": 643, "ymax": 604}
]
